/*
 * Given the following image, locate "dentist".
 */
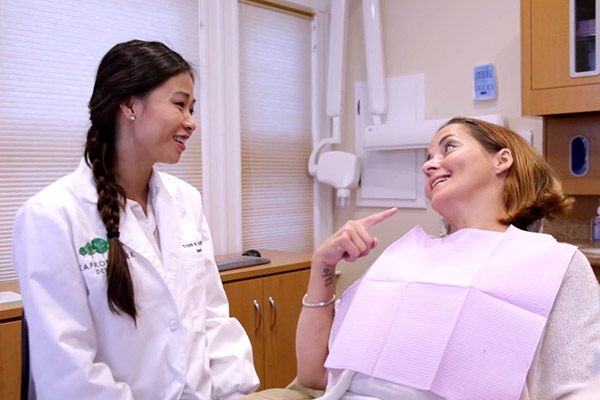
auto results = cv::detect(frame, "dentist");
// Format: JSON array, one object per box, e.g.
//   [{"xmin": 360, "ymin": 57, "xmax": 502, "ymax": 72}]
[{"xmin": 13, "ymin": 40, "xmax": 259, "ymax": 399}]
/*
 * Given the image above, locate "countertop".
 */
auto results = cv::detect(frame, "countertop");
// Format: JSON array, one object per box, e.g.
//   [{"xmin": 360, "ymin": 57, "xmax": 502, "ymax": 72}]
[
  {"xmin": 0, "ymin": 281, "xmax": 21, "ymax": 320},
  {"xmin": 542, "ymin": 218, "xmax": 600, "ymax": 271}
]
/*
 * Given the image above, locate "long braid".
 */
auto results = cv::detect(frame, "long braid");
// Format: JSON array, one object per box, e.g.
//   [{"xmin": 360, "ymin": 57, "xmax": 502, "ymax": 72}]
[{"xmin": 85, "ymin": 126, "xmax": 136, "ymax": 321}]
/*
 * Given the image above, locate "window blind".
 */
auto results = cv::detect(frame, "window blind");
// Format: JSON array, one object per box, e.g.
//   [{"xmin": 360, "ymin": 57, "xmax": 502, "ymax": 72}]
[
  {"xmin": 0, "ymin": 0, "xmax": 201, "ymax": 282},
  {"xmin": 239, "ymin": 2, "xmax": 314, "ymax": 253}
]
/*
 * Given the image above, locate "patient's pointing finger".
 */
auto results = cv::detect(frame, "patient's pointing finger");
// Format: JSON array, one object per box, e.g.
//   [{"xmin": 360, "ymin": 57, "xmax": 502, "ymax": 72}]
[{"xmin": 361, "ymin": 208, "xmax": 398, "ymax": 230}]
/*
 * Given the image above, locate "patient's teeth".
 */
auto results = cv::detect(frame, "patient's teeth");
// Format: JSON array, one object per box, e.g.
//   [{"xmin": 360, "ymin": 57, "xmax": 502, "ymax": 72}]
[
  {"xmin": 433, "ymin": 177, "xmax": 448, "ymax": 187},
  {"xmin": 174, "ymin": 136, "xmax": 188, "ymax": 145}
]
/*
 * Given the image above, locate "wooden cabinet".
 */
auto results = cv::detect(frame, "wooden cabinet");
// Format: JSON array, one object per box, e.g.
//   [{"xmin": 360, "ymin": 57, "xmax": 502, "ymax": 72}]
[
  {"xmin": 545, "ymin": 112, "xmax": 600, "ymax": 194},
  {"xmin": 220, "ymin": 250, "xmax": 311, "ymax": 390},
  {"xmin": 0, "ymin": 282, "xmax": 22, "ymax": 400},
  {"xmin": 522, "ymin": 0, "xmax": 600, "ymax": 115}
]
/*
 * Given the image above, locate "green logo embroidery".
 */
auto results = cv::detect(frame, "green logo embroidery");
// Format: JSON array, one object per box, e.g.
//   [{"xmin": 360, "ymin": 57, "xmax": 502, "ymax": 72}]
[{"xmin": 79, "ymin": 237, "xmax": 109, "ymax": 256}]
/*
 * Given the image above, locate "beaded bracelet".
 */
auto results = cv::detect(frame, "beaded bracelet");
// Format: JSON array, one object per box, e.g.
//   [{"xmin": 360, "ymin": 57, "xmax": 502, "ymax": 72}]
[{"xmin": 302, "ymin": 293, "xmax": 336, "ymax": 308}]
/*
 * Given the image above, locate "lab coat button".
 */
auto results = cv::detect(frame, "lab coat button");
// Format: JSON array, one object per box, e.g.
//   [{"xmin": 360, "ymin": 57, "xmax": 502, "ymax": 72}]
[{"xmin": 169, "ymin": 319, "xmax": 179, "ymax": 331}]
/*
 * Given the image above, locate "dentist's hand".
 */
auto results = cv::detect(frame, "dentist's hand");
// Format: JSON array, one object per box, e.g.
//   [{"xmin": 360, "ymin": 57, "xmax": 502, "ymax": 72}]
[{"xmin": 312, "ymin": 208, "xmax": 398, "ymax": 269}]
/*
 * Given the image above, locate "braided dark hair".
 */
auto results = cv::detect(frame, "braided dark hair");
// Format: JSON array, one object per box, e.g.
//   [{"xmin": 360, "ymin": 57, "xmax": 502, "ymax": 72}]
[{"xmin": 84, "ymin": 40, "xmax": 193, "ymax": 321}]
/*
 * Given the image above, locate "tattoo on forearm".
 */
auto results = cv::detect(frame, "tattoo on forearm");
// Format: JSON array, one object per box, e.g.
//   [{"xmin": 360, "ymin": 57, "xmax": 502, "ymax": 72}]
[{"xmin": 322, "ymin": 267, "xmax": 334, "ymax": 287}]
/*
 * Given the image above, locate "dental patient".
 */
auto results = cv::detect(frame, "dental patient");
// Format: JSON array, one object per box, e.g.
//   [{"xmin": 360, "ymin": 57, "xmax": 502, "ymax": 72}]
[{"xmin": 248, "ymin": 117, "xmax": 600, "ymax": 400}]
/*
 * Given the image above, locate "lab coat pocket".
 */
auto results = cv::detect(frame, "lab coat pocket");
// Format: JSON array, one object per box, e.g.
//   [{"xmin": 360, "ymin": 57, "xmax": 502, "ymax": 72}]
[{"xmin": 178, "ymin": 254, "xmax": 207, "ymax": 333}]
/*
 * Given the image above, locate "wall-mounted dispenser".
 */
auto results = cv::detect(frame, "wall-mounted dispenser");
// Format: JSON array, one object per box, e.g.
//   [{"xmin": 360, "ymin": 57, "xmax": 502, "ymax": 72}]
[
  {"xmin": 545, "ymin": 114, "xmax": 600, "ymax": 195},
  {"xmin": 570, "ymin": 135, "xmax": 590, "ymax": 176}
]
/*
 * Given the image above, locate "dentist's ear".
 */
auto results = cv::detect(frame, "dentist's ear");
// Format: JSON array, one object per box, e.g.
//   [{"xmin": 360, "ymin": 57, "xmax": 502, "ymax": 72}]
[
  {"xmin": 495, "ymin": 148, "xmax": 513, "ymax": 174},
  {"xmin": 119, "ymin": 101, "xmax": 136, "ymax": 121}
]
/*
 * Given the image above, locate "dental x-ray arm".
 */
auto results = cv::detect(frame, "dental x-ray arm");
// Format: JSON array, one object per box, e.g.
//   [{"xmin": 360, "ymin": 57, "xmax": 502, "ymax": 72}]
[
  {"xmin": 309, "ymin": 0, "xmax": 394, "ymax": 207},
  {"xmin": 308, "ymin": 0, "xmax": 348, "ymax": 179}
]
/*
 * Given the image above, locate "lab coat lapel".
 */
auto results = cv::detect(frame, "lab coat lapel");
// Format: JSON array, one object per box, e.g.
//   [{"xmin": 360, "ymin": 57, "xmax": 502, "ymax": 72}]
[{"xmin": 152, "ymin": 172, "xmax": 184, "ymax": 273}]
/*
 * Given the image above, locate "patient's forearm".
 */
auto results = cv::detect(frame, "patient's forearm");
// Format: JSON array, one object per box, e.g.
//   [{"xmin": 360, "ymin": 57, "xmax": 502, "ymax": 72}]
[{"xmin": 295, "ymin": 258, "xmax": 336, "ymax": 389}]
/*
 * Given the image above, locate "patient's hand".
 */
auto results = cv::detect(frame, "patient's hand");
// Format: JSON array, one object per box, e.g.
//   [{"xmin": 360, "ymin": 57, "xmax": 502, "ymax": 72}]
[{"xmin": 313, "ymin": 208, "xmax": 397, "ymax": 268}]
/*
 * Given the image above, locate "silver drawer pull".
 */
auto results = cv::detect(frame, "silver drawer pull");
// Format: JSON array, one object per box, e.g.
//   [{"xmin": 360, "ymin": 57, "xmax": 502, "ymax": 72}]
[
  {"xmin": 253, "ymin": 299, "xmax": 261, "ymax": 332},
  {"xmin": 268, "ymin": 296, "xmax": 277, "ymax": 328}
]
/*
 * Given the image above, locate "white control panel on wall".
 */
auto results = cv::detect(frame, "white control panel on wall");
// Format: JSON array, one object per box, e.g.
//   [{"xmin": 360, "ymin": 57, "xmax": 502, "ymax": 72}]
[{"xmin": 474, "ymin": 64, "xmax": 497, "ymax": 101}]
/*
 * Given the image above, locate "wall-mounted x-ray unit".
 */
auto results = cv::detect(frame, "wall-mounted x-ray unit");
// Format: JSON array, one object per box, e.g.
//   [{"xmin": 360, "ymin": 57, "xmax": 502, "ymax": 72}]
[{"xmin": 309, "ymin": 0, "xmax": 508, "ymax": 208}]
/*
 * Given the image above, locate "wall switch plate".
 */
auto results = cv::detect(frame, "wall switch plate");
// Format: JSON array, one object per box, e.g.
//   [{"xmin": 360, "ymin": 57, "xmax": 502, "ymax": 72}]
[{"xmin": 474, "ymin": 64, "xmax": 496, "ymax": 101}]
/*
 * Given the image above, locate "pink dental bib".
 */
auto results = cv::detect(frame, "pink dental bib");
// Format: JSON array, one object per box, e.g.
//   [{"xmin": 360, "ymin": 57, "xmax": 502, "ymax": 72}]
[{"xmin": 325, "ymin": 226, "xmax": 576, "ymax": 400}]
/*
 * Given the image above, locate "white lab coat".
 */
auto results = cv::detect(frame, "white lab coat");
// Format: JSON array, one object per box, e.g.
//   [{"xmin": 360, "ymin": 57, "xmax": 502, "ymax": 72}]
[{"xmin": 13, "ymin": 160, "xmax": 259, "ymax": 399}]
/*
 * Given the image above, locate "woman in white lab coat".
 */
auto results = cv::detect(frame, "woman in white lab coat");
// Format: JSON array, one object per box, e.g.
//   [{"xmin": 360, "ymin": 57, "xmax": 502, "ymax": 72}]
[
  {"xmin": 284, "ymin": 118, "xmax": 600, "ymax": 400},
  {"xmin": 13, "ymin": 39, "xmax": 259, "ymax": 399}
]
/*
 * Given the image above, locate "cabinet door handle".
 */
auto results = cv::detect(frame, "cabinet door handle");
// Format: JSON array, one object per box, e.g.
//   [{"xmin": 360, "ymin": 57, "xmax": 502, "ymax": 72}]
[
  {"xmin": 252, "ymin": 299, "xmax": 261, "ymax": 332},
  {"xmin": 268, "ymin": 296, "xmax": 277, "ymax": 328}
]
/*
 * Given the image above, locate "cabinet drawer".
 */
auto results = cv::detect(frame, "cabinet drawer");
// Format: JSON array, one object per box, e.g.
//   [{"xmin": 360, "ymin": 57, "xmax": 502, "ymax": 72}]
[{"xmin": 0, "ymin": 319, "xmax": 22, "ymax": 399}]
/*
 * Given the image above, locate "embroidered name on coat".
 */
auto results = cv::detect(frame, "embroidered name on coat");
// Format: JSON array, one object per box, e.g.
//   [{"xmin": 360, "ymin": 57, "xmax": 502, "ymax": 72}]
[{"xmin": 182, "ymin": 240, "xmax": 202, "ymax": 253}]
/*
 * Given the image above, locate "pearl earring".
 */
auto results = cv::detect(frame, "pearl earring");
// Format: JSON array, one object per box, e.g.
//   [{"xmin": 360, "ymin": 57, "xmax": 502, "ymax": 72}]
[{"xmin": 129, "ymin": 115, "xmax": 136, "ymax": 121}]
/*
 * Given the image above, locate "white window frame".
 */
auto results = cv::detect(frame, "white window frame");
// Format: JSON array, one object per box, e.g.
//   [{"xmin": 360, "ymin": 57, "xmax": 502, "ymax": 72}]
[{"xmin": 199, "ymin": 0, "xmax": 332, "ymax": 254}]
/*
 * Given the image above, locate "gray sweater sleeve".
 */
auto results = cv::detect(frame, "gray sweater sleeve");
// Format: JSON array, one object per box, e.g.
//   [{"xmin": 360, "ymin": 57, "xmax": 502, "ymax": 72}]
[{"xmin": 524, "ymin": 250, "xmax": 600, "ymax": 399}]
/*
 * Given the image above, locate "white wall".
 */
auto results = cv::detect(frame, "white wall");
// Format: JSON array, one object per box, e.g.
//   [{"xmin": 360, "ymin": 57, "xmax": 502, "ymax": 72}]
[{"xmin": 332, "ymin": 0, "xmax": 543, "ymax": 291}]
